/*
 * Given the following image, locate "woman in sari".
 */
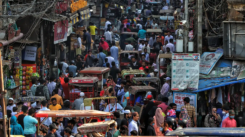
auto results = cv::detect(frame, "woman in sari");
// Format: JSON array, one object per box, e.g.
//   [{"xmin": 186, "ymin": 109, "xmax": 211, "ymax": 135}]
[
  {"xmin": 153, "ymin": 108, "xmax": 164, "ymax": 136},
  {"xmin": 180, "ymin": 108, "xmax": 191, "ymax": 127}
]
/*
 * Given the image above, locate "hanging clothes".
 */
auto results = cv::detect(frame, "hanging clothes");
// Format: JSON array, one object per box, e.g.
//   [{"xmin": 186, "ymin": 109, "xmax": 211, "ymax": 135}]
[{"xmin": 216, "ymin": 87, "xmax": 223, "ymax": 104}]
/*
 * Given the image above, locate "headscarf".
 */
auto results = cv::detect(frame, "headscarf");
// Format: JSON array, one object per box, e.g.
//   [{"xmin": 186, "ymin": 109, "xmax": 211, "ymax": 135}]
[
  {"xmin": 10, "ymin": 116, "xmax": 24, "ymax": 135},
  {"xmin": 181, "ymin": 108, "xmax": 191, "ymax": 127},
  {"xmin": 155, "ymin": 108, "xmax": 164, "ymax": 127}
]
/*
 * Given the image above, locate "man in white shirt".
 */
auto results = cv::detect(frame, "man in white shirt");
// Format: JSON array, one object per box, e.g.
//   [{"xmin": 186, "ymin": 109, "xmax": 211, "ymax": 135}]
[
  {"xmin": 61, "ymin": 59, "xmax": 69, "ymax": 74},
  {"xmin": 166, "ymin": 39, "xmax": 175, "ymax": 53},
  {"xmin": 104, "ymin": 29, "xmax": 113, "ymax": 43},
  {"xmin": 6, "ymin": 98, "xmax": 16, "ymax": 113},
  {"xmin": 151, "ymin": 20, "xmax": 158, "ymax": 29},
  {"xmin": 125, "ymin": 41, "xmax": 134, "ymax": 51},
  {"xmin": 165, "ymin": 31, "xmax": 174, "ymax": 44},
  {"xmin": 40, "ymin": 100, "xmax": 52, "ymax": 127},
  {"xmin": 104, "ymin": 98, "xmax": 124, "ymax": 113},
  {"xmin": 136, "ymin": 23, "xmax": 142, "ymax": 30},
  {"xmin": 128, "ymin": 112, "xmax": 140, "ymax": 135},
  {"xmin": 138, "ymin": 40, "xmax": 145, "ymax": 51},
  {"xmin": 105, "ymin": 20, "xmax": 111, "ymax": 31},
  {"xmin": 106, "ymin": 51, "xmax": 115, "ymax": 67},
  {"xmin": 77, "ymin": 34, "xmax": 82, "ymax": 48}
]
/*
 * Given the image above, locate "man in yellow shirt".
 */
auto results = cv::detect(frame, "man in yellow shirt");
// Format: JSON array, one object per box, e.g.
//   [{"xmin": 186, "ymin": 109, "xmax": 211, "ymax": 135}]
[
  {"xmin": 49, "ymin": 98, "xmax": 62, "ymax": 122},
  {"xmin": 49, "ymin": 98, "xmax": 62, "ymax": 110},
  {"xmin": 50, "ymin": 88, "xmax": 63, "ymax": 106},
  {"xmin": 89, "ymin": 22, "xmax": 97, "ymax": 41}
]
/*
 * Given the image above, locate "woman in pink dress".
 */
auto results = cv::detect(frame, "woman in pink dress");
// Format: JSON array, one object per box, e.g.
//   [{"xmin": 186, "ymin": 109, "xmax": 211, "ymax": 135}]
[{"xmin": 153, "ymin": 108, "xmax": 165, "ymax": 136}]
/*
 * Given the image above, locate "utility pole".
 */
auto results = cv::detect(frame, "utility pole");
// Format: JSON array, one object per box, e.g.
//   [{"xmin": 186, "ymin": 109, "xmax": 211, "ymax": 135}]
[
  {"xmin": 184, "ymin": 0, "xmax": 189, "ymax": 53},
  {"xmin": 0, "ymin": 0, "xmax": 7, "ymax": 136},
  {"xmin": 197, "ymin": 0, "xmax": 203, "ymax": 54}
]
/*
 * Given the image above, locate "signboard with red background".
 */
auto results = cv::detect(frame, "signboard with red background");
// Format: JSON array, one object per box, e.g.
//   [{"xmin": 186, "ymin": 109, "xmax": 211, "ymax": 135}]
[{"xmin": 54, "ymin": 20, "xmax": 68, "ymax": 44}]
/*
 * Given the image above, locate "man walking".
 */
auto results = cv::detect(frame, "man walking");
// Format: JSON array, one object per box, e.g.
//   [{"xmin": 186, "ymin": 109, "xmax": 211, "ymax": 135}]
[
  {"xmin": 160, "ymin": 77, "xmax": 171, "ymax": 97},
  {"xmin": 179, "ymin": 97, "xmax": 197, "ymax": 127},
  {"xmin": 222, "ymin": 110, "xmax": 237, "ymax": 128},
  {"xmin": 128, "ymin": 112, "xmax": 140, "ymax": 135},
  {"xmin": 23, "ymin": 108, "xmax": 38, "ymax": 137},
  {"xmin": 83, "ymin": 29, "xmax": 91, "ymax": 53},
  {"xmin": 72, "ymin": 92, "xmax": 85, "ymax": 110}
]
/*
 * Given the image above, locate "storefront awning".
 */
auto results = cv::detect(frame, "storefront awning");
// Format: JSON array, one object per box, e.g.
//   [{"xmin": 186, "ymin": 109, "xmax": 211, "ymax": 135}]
[
  {"xmin": 69, "ymin": 13, "xmax": 80, "ymax": 25},
  {"xmin": 80, "ymin": 8, "xmax": 91, "ymax": 20},
  {"xmin": 193, "ymin": 77, "xmax": 245, "ymax": 93}
]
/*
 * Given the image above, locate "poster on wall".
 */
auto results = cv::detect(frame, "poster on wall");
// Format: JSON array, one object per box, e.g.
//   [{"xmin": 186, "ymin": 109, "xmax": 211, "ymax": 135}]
[
  {"xmin": 54, "ymin": 20, "xmax": 68, "ymax": 44},
  {"xmin": 173, "ymin": 92, "xmax": 197, "ymax": 111},
  {"xmin": 23, "ymin": 46, "xmax": 37, "ymax": 61},
  {"xmin": 231, "ymin": 61, "xmax": 245, "ymax": 80},
  {"xmin": 171, "ymin": 53, "xmax": 200, "ymax": 91},
  {"xmin": 200, "ymin": 52, "xmax": 223, "ymax": 75}
]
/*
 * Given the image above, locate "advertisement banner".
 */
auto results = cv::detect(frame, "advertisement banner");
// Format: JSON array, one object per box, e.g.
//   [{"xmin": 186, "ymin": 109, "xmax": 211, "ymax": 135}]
[
  {"xmin": 173, "ymin": 92, "xmax": 197, "ymax": 111},
  {"xmin": 54, "ymin": 20, "xmax": 68, "ymax": 44},
  {"xmin": 231, "ymin": 61, "xmax": 245, "ymax": 80},
  {"xmin": 171, "ymin": 53, "xmax": 200, "ymax": 91},
  {"xmin": 200, "ymin": 52, "xmax": 223, "ymax": 75}
]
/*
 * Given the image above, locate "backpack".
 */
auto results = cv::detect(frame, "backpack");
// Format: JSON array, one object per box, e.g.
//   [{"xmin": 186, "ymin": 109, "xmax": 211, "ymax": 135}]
[{"xmin": 35, "ymin": 85, "xmax": 45, "ymax": 96}]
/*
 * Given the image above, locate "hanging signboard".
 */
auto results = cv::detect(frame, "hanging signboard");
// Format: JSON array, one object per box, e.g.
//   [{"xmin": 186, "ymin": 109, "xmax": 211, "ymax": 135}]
[
  {"xmin": 173, "ymin": 92, "xmax": 197, "ymax": 111},
  {"xmin": 171, "ymin": 53, "xmax": 200, "ymax": 91},
  {"xmin": 200, "ymin": 52, "xmax": 223, "ymax": 75},
  {"xmin": 231, "ymin": 61, "xmax": 245, "ymax": 80},
  {"xmin": 54, "ymin": 20, "xmax": 68, "ymax": 44},
  {"xmin": 23, "ymin": 46, "xmax": 37, "ymax": 61}
]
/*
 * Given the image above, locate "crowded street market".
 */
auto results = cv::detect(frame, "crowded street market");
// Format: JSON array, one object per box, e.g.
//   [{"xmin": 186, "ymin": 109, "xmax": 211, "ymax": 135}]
[{"xmin": 0, "ymin": 0, "xmax": 245, "ymax": 137}]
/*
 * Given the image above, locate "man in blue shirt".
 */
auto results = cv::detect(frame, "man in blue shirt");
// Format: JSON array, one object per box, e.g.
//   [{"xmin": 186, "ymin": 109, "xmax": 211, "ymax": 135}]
[
  {"xmin": 97, "ymin": 47, "xmax": 106, "ymax": 67},
  {"xmin": 68, "ymin": 60, "xmax": 77, "ymax": 77},
  {"xmin": 24, "ymin": 108, "xmax": 38, "ymax": 137},
  {"xmin": 117, "ymin": 81, "xmax": 126, "ymax": 102},
  {"xmin": 83, "ymin": 29, "xmax": 91, "ymax": 52},
  {"xmin": 110, "ymin": 41, "xmax": 119, "ymax": 68},
  {"xmin": 138, "ymin": 26, "xmax": 146, "ymax": 44},
  {"xmin": 144, "ymin": 68, "xmax": 151, "ymax": 85}
]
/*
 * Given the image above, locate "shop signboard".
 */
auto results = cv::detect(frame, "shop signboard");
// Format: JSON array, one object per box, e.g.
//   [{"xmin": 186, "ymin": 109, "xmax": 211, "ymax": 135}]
[
  {"xmin": 23, "ymin": 46, "xmax": 37, "ymax": 61},
  {"xmin": 171, "ymin": 53, "xmax": 200, "ymax": 91},
  {"xmin": 54, "ymin": 20, "xmax": 68, "ymax": 44},
  {"xmin": 200, "ymin": 52, "xmax": 223, "ymax": 75},
  {"xmin": 231, "ymin": 61, "xmax": 245, "ymax": 80},
  {"xmin": 200, "ymin": 59, "xmax": 232, "ymax": 79},
  {"xmin": 173, "ymin": 92, "xmax": 197, "ymax": 111}
]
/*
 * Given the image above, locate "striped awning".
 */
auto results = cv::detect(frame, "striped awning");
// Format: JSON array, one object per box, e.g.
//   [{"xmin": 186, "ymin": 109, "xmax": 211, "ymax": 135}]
[
  {"xmin": 80, "ymin": 8, "xmax": 90, "ymax": 20},
  {"xmin": 69, "ymin": 13, "xmax": 80, "ymax": 25}
]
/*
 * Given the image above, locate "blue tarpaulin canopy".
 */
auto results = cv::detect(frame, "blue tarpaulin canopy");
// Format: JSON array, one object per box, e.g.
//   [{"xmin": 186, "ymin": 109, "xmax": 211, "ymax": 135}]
[{"xmin": 193, "ymin": 77, "xmax": 245, "ymax": 93}]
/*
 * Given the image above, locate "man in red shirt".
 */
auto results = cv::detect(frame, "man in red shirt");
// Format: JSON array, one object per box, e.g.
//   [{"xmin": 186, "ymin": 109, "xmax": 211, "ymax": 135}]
[
  {"xmin": 222, "ymin": 110, "xmax": 237, "ymax": 128},
  {"xmin": 62, "ymin": 77, "xmax": 70, "ymax": 100},
  {"xmin": 158, "ymin": 97, "xmax": 169, "ymax": 114},
  {"xmin": 100, "ymin": 84, "xmax": 108, "ymax": 97}
]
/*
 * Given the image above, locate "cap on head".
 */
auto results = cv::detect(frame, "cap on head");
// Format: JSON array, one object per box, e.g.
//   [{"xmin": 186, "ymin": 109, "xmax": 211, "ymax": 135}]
[
  {"xmin": 165, "ymin": 77, "xmax": 171, "ymax": 81},
  {"xmin": 80, "ymin": 92, "xmax": 85, "ymax": 97},
  {"xmin": 9, "ymin": 98, "xmax": 14, "ymax": 101},
  {"xmin": 124, "ymin": 110, "xmax": 131, "ymax": 114}
]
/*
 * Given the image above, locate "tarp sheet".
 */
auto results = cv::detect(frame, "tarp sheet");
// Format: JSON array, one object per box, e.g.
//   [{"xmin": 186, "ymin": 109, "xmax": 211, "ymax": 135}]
[
  {"xmin": 166, "ymin": 128, "xmax": 245, "ymax": 136},
  {"xmin": 193, "ymin": 77, "xmax": 245, "ymax": 93}
]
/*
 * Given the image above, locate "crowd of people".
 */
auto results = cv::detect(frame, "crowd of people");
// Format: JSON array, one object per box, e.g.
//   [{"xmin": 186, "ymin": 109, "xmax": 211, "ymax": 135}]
[{"xmin": 4, "ymin": 0, "xmax": 239, "ymax": 137}]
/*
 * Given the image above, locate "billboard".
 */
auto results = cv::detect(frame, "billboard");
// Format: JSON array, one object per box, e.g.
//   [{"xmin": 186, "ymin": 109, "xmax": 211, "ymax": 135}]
[
  {"xmin": 200, "ymin": 52, "xmax": 223, "ymax": 75},
  {"xmin": 171, "ymin": 53, "xmax": 200, "ymax": 91}
]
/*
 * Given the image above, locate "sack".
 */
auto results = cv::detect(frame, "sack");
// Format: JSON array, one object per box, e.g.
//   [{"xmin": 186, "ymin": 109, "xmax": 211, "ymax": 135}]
[{"xmin": 35, "ymin": 85, "xmax": 45, "ymax": 96}]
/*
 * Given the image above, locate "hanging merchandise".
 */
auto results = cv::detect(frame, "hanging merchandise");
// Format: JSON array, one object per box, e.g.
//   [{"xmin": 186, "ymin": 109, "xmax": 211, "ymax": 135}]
[{"xmin": 216, "ymin": 87, "xmax": 223, "ymax": 104}]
